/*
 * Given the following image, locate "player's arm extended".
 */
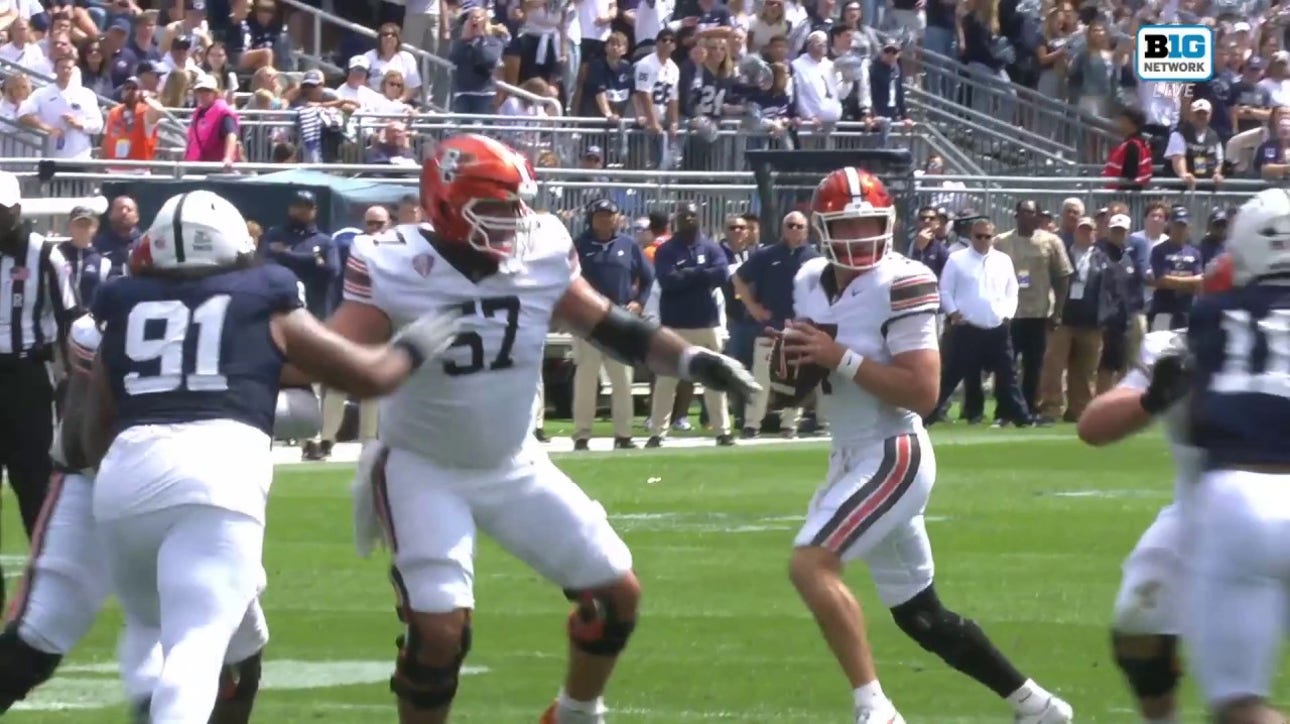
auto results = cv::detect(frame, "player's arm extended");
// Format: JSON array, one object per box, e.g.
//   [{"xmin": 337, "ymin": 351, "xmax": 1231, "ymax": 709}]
[
  {"xmin": 279, "ymin": 300, "xmax": 396, "ymax": 386},
  {"xmin": 270, "ymin": 308, "xmax": 419, "ymax": 398},
  {"xmin": 1076, "ymin": 387, "xmax": 1153, "ymax": 446},
  {"xmin": 555, "ymin": 276, "xmax": 692, "ymax": 376},
  {"xmin": 556, "ymin": 275, "xmax": 755, "ymax": 398}
]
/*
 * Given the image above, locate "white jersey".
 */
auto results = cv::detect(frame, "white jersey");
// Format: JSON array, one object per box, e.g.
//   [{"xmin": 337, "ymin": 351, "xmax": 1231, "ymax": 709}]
[
  {"xmin": 792, "ymin": 254, "xmax": 941, "ymax": 450},
  {"xmin": 1116, "ymin": 330, "xmax": 1204, "ymax": 505},
  {"xmin": 50, "ymin": 314, "xmax": 101, "ymax": 475},
  {"xmin": 343, "ymin": 218, "xmax": 578, "ymax": 469}
]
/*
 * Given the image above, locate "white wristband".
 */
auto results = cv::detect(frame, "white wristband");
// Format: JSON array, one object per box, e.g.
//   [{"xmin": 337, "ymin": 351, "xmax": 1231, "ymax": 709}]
[
  {"xmin": 835, "ymin": 349, "xmax": 864, "ymax": 379},
  {"xmin": 678, "ymin": 346, "xmax": 700, "ymax": 380}
]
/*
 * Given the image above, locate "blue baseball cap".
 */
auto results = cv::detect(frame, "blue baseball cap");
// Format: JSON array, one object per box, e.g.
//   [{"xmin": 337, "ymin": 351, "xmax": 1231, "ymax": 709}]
[
  {"xmin": 108, "ymin": 17, "xmax": 131, "ymax": 33},
  {"xmin": 1209, "ymin": 208, "xmax": 1229, "ymax": 224},
  {"xmin": 291, "ymin": 190, "xmax": 318, "ymax": 207},
  {"xmin": 1170, "ymin": 207, "xmax": 1191, "ymax": 224}
]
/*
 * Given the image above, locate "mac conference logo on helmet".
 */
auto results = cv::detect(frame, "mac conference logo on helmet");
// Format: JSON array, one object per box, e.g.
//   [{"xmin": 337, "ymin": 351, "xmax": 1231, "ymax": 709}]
[{"xmin": 1135, "ymin": 24, "xmax": 1214, "ymax": 82}]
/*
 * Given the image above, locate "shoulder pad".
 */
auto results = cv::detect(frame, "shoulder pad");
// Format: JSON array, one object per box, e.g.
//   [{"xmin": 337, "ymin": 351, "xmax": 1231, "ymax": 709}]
[
  {"xmin": 794, "ymin": 256, "xmax": 830, "ymax": 289},
  {"xmin": 888, "ymin": 260, "xmax": 940, "ymax": 317}
]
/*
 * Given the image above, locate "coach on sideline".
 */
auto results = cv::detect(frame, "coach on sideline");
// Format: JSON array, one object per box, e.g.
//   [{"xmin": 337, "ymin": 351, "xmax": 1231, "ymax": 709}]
[
  {"xmin": 570, "ymin": 199, "xmax": 654, "ymax": 451},
  {"xmin": 733, "ymin": 211, "xmax": 819, "ymax": 439},
  {"xmin": 647, "ymin": 202, "xmax": 733, "ymax": 447}
]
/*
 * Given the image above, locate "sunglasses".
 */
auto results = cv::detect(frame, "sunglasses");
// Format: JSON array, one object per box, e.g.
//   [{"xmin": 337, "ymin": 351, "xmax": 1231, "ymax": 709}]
[
  {"xmin": 785, "ymin": 223, "xmax": 805, "ymax": 229},
  {"xmin": 364, "ymin": 219, "xmax": 384, "ymax": 227},
  {"xmin": 380, "ymin": 31, "xmax": 398, "ymax": 37},
  {"xmin": 973, "ymin": 233, "xmax": 993, "ymax": 240},
  {"xmin": 387, "ymin": 82, "xmax": 404, "ymax": 88}
]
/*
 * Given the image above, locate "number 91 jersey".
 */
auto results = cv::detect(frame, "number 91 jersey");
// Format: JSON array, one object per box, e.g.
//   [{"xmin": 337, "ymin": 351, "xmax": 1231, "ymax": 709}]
[
  {"xmin": 92, "ymin": 264, "xmax": 303, "ymax": 438},
  {"xmin": 1189, "ymin": 283, "xmax": 1290, "ymax": 467},
  {"xmin": 343, "ymin": 218, "xmax": 578, "ymax": 469}
]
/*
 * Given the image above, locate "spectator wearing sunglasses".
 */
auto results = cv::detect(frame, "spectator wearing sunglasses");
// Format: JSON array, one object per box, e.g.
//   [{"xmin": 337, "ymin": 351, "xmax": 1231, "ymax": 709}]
[
  {"xmin": 934, "ymin": 217, "xmax": 1036, "ymax": 428},
  {"xmin": 733, "ymin": 210, "xmax": 820, "ymax": 439}
]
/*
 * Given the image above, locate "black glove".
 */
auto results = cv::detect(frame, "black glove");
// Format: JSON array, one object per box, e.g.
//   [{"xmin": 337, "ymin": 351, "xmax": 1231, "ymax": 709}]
[
  {"xmin": 687, "ymin": 349, "xmax": 761, "ymax": 397},
  {"xmin": 1140, "ymin": 351, "xmax": 1190, "ymax": 415}
]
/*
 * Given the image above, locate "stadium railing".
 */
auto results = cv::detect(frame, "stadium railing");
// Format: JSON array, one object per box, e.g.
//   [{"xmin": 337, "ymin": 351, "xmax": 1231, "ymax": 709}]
[
  {"xmin": 0, "ymin": 57, "xmax": 190, "ymax": 149},
  {"xmin": 911, "ymin": 47, "xmax": 1121, "ymax": 165},
  {"xmin": 0, "ymin": 115, "xmax": 51, "ymax": 158},
  {"xmin": 0, "ymin": 159, "xmax": 1267, "ymax": 235},
  {"xmin": 276, "ymin": 0, "xmax": 561, "ymax": 116}
]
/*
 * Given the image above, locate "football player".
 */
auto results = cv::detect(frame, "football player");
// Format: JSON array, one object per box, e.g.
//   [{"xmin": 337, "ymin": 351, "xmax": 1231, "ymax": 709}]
[
  {"xmin": 1076, "ymin": 259, "xmax": 1220, "ymax": 723},
  {"xmin": 81, "ymin": 190, "xmax": 463, "ymax": 724},
  {"xmin": 778, "ymin": 167, "xmax": 1073, "ymax": 724},
  {"xmin": 0, "ymin": 328, "xmax": 320, "ymax": 721},
  {"xmin": 1186, "ymin": 188, "xmax": 1290, "ymax": 724},
  {"xmin": 331, "ymin": 133, "xmax": 758, "ymax": 724}
]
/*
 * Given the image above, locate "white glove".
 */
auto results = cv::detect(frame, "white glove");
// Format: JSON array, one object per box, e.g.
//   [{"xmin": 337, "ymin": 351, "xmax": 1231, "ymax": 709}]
[
  {"xmin": 682, "ymin": 348, "xmax": 762, "ymax": 397},
  {"xmin": 392, "ymin": 308, "xmax": 465, "ymax": 369},
  {"xmin": 351, "ymin": 440, "xmax": 387, "ymax": 558}
]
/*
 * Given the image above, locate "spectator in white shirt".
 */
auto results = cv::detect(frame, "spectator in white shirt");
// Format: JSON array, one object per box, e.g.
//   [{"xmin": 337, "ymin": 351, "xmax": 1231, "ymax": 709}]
[
  {"xmin": 1258, "ymin": 51, "xmax": 1290, "ymax": 107},
  {"xmin": 933, "ymin": 218, "xmax": 1036, "ymax": 426},
  {"xmin": 633, "ymin": 28, "xmax": 680, "ymax": 165},
  {"xmin": 0, "ymin": 72, "xmax": 31, "ymax": 120},
  {"xmin": 362, "ymin": 23, "xmax": 423, "ymax": 102},
  {"xmin": 0, "ymin": 17, "xmax": 46, "ymax": 72},
  {"xmin": 0, "ymin": 0, "xmax": 43, "ymax": 33},
  {"xmin": 790, "ymin": 30, "xmax": 841, "ymax": 127},
  {"xmin": 160, "ymin": 0, "xmax": 212, "ymax": 55},
  {"xmin": 402, "ymin": 0, "xmax": 447, "ymax": 58},
  {"xmin": 158, "ymin": 33, "xmax": 199, "ymax": 87},
  {"xmin": 38, "ymin": 11, "xmax": 74, "ymax": 58},
  {"xmin": 336, "ymin": 55, "xmax": 387, "ymax": 109},
  {"xmin": 17, "ymin": 53, "xmax": 103, "ymax": 159}
]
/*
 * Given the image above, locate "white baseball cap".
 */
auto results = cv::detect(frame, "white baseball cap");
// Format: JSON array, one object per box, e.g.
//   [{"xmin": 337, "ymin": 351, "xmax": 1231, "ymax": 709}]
[
  {"xmin": 1191, "ymin": 98, "xmax": 1213, "ymax": 114},
  {"xmin": 193, "ymin": 73, "xmax": 218, "ymax": 91},
  {"xmin": 1109, "ymin": 213, "xmax": 1131, "ymax": 230},
  {"xmin": 0, "ymin": 172, "xmax": 20, "ymax": 208}
]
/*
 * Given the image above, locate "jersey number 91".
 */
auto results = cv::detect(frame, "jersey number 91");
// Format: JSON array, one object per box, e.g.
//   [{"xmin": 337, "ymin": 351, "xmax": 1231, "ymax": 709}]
[{"xmin": 123, "ymin": 296, "xmax": 232, "ymax": 396}]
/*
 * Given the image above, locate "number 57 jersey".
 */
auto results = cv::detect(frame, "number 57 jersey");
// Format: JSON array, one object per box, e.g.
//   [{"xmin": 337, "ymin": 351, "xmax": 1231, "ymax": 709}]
[{"xmin": 343, "ymin": 219, "xmax": 578, "ymax": 469}]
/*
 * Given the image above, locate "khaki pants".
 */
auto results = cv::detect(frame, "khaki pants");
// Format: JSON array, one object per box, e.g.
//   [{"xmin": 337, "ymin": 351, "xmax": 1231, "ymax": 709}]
[
  {"xmin": 321, "ymin": 387, "xmax": 378, "ymax": 443},
  {"xmin": 649, "ymin": 327, "xmax": 730, "ymax": 437},
  {"xmin": 572, "ymin": 338, "xmax": 634, "ymax": 440},
  {"xmin": 1038, "ymin": 325, "xmax": 1104, "ymax": 420},
  {"xmin": 745, "ymin": 335, "xmax": 801, "ymax": 432}
]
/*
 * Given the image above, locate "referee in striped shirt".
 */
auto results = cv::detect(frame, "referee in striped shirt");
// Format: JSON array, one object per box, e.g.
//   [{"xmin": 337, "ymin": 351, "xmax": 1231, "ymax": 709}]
[{"xmin": 0, "ymin": 173, "xmax": 78, "ymax": 579}]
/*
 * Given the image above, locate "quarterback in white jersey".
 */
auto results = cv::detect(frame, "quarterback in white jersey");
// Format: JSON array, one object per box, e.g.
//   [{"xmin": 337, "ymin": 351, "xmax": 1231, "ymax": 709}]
[
  {"xmin": 778, "ymin": 167, "xmax": 1072, "ymax": 724},
  {"xmin": 1077, "ymin": 325, "xmax": 1200, "ymax": 724},
  {"xmin": 329, "ymin": 133, "xmax": 757, "ymax": 724}
]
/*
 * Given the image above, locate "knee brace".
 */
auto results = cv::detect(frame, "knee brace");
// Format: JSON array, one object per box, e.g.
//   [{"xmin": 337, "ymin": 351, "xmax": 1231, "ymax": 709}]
[
  {"xmin": 0, "ymin": 624, "xmax": 62, "ymax": 712},
  {"xmin": 390, "ymin": 622, "xmax": 472, "ymax": 711},
  {"xmin": 1111, "ymin": 631, "xmax": 1181, "ymax": 699},
  {"xmin": 890, "ymin": 586, "xmax": 985, "ymax": 670},
  {"xmin": 564, "ymin": 588, "xmax": 637, "ymax": 657}
]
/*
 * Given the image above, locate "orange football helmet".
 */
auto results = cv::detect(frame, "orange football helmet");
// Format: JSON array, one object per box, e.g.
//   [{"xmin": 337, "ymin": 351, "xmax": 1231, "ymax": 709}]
[
  {"xmin": 421, "ymin": 134, "xmax": 539, "ymax": 258},
  {"xmin": 810, "ymin": 167, "xmax": 896, "ymax": 271},
  {"xmin": 1202, "ymin": 252, "xmax": 1234, "ymax": 295}
]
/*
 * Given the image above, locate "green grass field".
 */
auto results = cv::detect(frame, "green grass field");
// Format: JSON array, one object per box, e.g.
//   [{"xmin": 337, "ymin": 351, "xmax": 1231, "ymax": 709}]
[{"xmin": 1, "ymin": 424, "xmax": 1265, "ymax": 722}]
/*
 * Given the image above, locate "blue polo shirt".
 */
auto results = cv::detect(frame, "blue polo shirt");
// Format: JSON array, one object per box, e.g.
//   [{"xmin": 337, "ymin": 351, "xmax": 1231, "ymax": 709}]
[
  {"xmin": 653, "ymin": 232, "xmax": 729, "ymax": 329},
  {"xmin": 1148, "ymin": 240, "xmax": 1203, "ymax": 317},
  {"xmin": 575, "ymin": 230, "xmax": 654, "ymax": 307},
  {"xmin": 735, "ymin": 242, "xmax": 819, "ymax": 330}
]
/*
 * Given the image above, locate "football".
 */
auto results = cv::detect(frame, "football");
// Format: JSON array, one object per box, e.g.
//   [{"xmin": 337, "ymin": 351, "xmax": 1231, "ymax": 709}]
[{"xmin": 768, "ymin": 320, "xmax": 837, "ymax": 405}]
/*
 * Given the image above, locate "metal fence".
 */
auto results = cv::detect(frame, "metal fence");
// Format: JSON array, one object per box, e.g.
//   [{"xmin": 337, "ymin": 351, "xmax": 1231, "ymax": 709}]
[{"xmin": 0, "ymin": 159, "xmax": 1273, "ymax": 241}]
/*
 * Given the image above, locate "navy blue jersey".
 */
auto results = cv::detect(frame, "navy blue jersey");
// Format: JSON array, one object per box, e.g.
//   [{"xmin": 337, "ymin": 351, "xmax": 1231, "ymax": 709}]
[
  {"xmin": 92, "ymin": 264, "xmax": 303, "ymax": 437},
  {"xmin": 1189, "ymin": 283, "xmax": 1290, "ymax": 467}
]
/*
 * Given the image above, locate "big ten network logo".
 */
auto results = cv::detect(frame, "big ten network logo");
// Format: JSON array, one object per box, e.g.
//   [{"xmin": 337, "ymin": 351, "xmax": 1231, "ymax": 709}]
[{"xmin": 1135, "ymin": 24, "xmax": 1215, "ymax": 82}]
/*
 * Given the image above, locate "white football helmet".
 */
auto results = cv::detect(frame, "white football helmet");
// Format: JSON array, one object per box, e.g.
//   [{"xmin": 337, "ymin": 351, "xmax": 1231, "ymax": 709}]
[
  {"xmin": 135, "ymin": 190, "xmax": 255, "ymax": 271},
  {"xmin": 1229, "ymin": 188, "xmax": 1290, "ymax": 284}
]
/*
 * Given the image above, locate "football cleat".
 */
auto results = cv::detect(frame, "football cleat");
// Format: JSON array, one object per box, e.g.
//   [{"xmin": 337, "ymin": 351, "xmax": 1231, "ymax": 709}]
[
  {"xmin": 855, "ymin": 702, "xmax": 905, "ymax": 724},
  {"xmin": 1014, "ymin": 696, "xmax": 1074, "ymax": 724},
  {"xmin": 540, "ymin": 701, "xmax": 606, "ymax": 724}
]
